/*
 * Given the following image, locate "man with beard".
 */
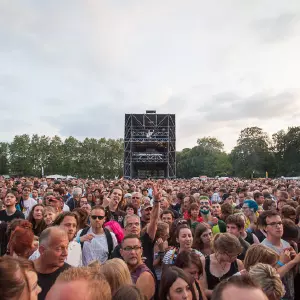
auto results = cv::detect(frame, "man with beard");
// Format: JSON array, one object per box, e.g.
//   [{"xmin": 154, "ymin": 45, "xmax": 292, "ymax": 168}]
[
  {"xmin": 199, "ymin": 197, "xmax": 226, "ymax": 234},
  {"xmin": 104, "ymin": 187, "xmax": 126, "ymax": 227},
  {"xmin": 121, "ymin": 234, "xmax": 155, "ymax": 300}
]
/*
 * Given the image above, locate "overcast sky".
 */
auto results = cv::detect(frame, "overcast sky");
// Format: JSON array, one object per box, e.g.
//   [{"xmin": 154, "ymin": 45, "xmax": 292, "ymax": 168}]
[{"xmin": 1, "ymin": 0, "xmax": 300, "ymax": 152}]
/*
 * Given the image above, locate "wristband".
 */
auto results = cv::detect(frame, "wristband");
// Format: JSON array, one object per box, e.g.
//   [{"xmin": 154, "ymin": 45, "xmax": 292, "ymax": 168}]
[{"xmin": 276, "ymin": 261, "xmax": 285, "ymax": 267}]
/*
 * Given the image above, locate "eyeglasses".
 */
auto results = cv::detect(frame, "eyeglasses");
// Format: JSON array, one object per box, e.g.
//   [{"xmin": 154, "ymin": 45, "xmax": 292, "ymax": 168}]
[
  {"xmin": 122, "ymin": 246, "xmax": 142, "ymax": 252},
  {"xmin": 91, "ymin": 215, "xmax": 105, "ymax": 220},
  {"xmin": 266, "ymin": 222, "xmax": 283, "ymax": 227},
  {"xmin": 23, "ymin": 189, "xmax": 30, "ymax": 192},
  {"xmin": 132, "ymin": 197, "xmax": 140, "ymax": 199}
]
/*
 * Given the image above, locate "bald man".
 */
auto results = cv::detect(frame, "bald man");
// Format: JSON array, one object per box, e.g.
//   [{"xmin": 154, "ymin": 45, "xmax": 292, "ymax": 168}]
[{"xmin": 33, "ymin": 227, "xmax": 71, "ymax": 300}]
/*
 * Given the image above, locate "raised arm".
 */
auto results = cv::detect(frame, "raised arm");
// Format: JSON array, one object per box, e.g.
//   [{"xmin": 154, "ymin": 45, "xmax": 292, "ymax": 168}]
[{"xmin": 147, "ymin": 183, "xmax": 161, "ymax": 241}]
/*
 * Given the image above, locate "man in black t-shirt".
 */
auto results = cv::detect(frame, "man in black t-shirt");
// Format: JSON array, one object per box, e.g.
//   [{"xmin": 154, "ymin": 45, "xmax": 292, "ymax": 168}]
[
  {"xmin": 33, "ymin": 227, "xmax": 71, "ymax": 300},
  {"xmin": 0, "ymin": 192, "xmax": 25, "ymax": 223}
]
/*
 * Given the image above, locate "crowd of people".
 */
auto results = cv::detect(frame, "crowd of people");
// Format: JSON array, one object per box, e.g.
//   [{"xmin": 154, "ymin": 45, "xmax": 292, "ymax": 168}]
[{"xmin": 0, "ymin": 176, "xmax": 300, "ymax": 300}]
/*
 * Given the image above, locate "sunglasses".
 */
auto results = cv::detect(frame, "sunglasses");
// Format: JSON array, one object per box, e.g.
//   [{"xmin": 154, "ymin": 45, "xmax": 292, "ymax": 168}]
[{"xmin": 91, "ymin": 215, "xmax": 105, "ymax": 220}]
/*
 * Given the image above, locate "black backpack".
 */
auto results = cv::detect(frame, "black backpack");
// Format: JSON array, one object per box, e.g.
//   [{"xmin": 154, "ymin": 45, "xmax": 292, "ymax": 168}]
[{"xmin": 79, "ymin": 227, "xmax": 113, "ymax": 259}]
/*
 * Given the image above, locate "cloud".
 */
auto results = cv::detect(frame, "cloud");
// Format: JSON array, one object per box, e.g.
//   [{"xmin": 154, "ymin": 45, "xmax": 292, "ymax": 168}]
[
  {"xmin": 253, "ymin": 13, "xmax": 300, "ymax": 43},
  {"xmin": 1, "ymin": 0, "xmax": 300, "ymax": 153},
  {"xmin": 200, "ymin": 91, "xmax": 299, "ymax": 121}
]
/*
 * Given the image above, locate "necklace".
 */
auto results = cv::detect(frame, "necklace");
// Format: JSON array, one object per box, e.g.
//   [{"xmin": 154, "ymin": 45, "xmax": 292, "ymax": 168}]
[{"xmin": 214, "ymin": 254, "xmax": 228, "ymax": 280}]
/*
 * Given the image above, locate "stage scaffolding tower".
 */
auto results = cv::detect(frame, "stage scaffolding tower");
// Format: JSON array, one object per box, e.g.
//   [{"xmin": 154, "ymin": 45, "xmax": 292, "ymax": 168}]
[{"xmin": 123, "ymin": 110, "xmax": 176, "ymax": 179}]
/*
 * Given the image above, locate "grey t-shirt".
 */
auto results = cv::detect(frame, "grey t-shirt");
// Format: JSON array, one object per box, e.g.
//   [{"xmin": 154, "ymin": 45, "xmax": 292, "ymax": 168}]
[{"xmin": 261, "ymin": 238, "xmax": 294, "ymax": 300}]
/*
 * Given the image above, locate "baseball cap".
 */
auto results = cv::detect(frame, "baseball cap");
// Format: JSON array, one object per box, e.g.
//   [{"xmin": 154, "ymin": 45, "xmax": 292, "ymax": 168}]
[{"xmin": 141, "ymin": 204, "xmax": 153, "ymax": 210}]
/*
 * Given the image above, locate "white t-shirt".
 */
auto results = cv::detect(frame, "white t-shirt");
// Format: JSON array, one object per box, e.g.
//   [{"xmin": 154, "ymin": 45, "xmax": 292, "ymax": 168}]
[
  {"xmin": 22, "ymin": 198, "xmax": 37, "ymax": 218},
  {"xmin": 63, "ymin": 204, "xmax": 70, "ymax": 212},
  {"xmin": 77, "ymin": 228, "xmax": 118, "ymax": 266}
]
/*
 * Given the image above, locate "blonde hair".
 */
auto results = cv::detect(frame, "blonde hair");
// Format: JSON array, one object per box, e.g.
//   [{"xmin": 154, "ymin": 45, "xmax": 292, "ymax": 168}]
[
  {"xmin": 244, "ymin": 244, "xmax": 279, "ymax": 271},
  {"xmin": 99, "ymin": 258, "xmax": 132, "ymax": 295},
  {"xmin": 56, "ymin": 266, "xmax": 111, "ymax": 300},
  {"xmin": 212, "ymin": 233, "xmax": 243, "ymax": 255},
  {"xmin": 249, "ymin": 263, "xmax": 285, "ymax": 299}
]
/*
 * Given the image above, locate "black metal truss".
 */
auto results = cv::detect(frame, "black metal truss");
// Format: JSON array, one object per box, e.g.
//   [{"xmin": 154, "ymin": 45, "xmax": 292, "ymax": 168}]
[{"xmin": 123, "ymin": 112, "xmax": 176, "ymax": 179}]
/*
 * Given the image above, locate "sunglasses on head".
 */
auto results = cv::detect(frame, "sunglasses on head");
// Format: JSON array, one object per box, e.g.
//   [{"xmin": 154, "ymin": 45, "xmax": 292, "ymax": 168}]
[{"xmin": 91, "ymin": 215, "xmax": 105, "ymax": 220}]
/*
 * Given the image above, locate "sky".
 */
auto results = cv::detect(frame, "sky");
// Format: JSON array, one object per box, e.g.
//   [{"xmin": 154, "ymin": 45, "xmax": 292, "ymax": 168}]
[{"xmin": 1, "ymin": 0, "xmax": 300, "ymax": 152}]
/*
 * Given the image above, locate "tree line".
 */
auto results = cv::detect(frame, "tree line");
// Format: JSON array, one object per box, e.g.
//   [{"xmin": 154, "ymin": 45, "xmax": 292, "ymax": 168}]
[
  {"xmin": 177, "ymin": 126, "xmax": 300, "ymax": 178},
  {"xmin": 0, "ymin": 126, "xmax": 299, "ymax": 178},
  {"xmin": 0, "ymin": 135, "xmax": 123, "ymax": 178}
]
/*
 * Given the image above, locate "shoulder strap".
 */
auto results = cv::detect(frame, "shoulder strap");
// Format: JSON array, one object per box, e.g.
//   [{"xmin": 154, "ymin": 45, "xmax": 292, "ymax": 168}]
[
  {"xmin": 104, "ymin": 228, "xmax": 113, "ymax": 258},
  {"xmin": 79, "ymin": 227, "xmax": 90, "ymax": 249},
  {"xmin": 204, "ymin": 255, "xmax": 210, "ymax": 274}
]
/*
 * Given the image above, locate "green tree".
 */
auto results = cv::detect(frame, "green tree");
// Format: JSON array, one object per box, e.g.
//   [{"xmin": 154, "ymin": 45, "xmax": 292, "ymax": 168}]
[
  {"xmin": 176, "ymin": 137, "xmax": 231, "ymax": 178},
  {"xmin": 62, "ymin": 136, "xmax": 81, "ymax": 176},
  {"xmin": 272, "ymin": 127, "xmax": 300, "ymax": 176},
  {"xmin": 0, "ymin": 142, "xmax": 9, "ymax": 174},
  {"xmin": 46, "ymin": 136, "xmax": 64, "ymax": 175},
  {"xmin": 9, "ymin": 134, "xmax": 32, "ymax": 175},
  {"xmin": 230, "ymin": 127, "xmax": 274, "ymax": 178}
]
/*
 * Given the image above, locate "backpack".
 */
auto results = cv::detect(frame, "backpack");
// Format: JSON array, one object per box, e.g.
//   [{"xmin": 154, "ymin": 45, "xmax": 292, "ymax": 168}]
[{"xmin": 79, "ymin": 227, "xmax": 113, "ymax": 259}]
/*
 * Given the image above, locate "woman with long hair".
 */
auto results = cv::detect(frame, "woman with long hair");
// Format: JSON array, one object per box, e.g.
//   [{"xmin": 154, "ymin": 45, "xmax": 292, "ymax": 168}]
[
  {"xmin": 175, "ymin": 251, "xmax": 207, "ymax": 300},
  {"xmin": 163, "ymin": 224, "xmax": 202, "ymax": 265},
  {"xmin": 73, "ymin": 207, "xmax": 89, "ymax": 230},
  {"xmin": 99, "ymin": 258, "xmax": 132, "ymax": 295},
  {"xmin": 192, "ymin": 223, "xmax": 213, "ymax": 257},
  {"xmin": 27, "ymin": 204, "xmax": 47, "ymax": 237},
  {"xmin": 159, "ymin": 266, "xmax": 197, "ymax": 300}
]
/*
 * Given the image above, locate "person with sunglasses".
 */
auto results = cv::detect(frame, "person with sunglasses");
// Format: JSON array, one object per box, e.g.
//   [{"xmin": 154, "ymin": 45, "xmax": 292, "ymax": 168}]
[{"xmin": 77, "ymin": 205, "xmax": 118, "ymax": 266}]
